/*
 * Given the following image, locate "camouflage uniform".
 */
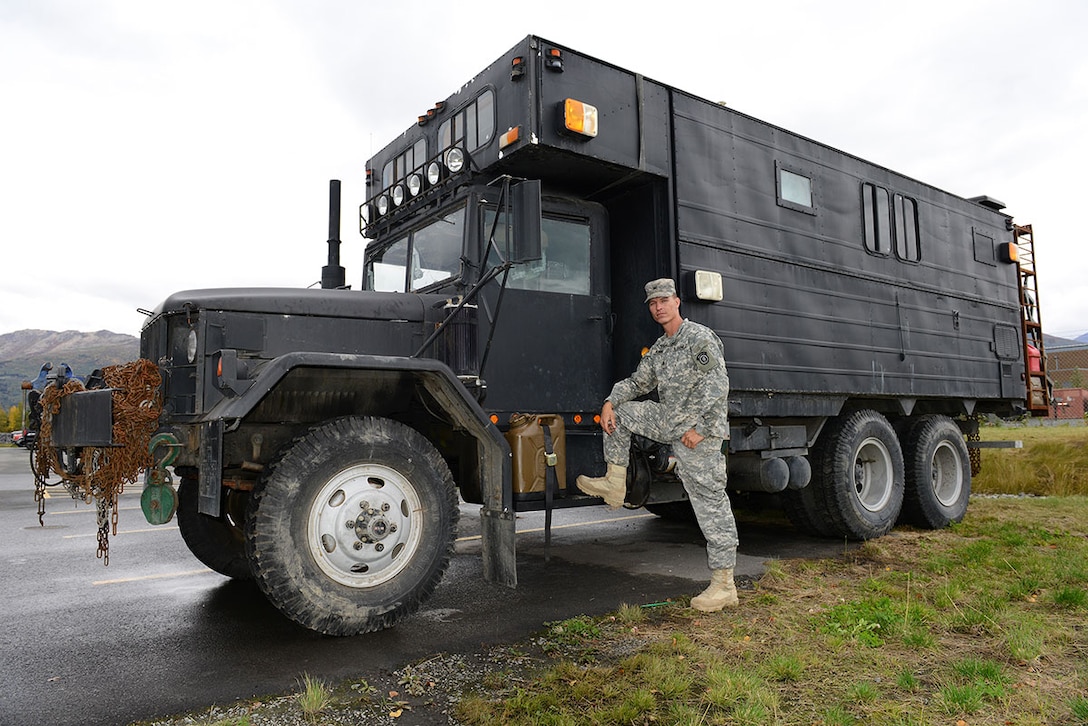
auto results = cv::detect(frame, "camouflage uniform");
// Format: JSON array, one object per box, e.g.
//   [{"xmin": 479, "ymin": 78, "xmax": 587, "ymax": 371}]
[{"xmin": 605, "ymin": 318, "xmax": 738, "ymax": 570}]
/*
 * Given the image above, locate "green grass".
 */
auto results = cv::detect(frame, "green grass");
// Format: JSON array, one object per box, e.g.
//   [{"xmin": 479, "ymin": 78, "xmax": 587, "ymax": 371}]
[
  {"xmin": 975, "ymin": 421, "xmax": 1088, "ymax": 495},
  {"xmin": 455, "ymin": 495, "xmax": 1088, "ymax": 726}
]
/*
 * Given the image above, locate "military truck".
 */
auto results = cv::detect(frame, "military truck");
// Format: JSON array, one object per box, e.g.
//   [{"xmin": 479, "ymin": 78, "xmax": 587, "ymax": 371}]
[{"xmin": 36, "ymin": 35, "xmax": 1047, "ymax": 635}]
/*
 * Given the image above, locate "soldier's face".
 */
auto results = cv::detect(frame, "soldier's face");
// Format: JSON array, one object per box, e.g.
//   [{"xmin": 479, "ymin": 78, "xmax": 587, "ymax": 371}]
[{"xmin": 648, "ymin": 294, "xmax": 681, "ymax": 326}]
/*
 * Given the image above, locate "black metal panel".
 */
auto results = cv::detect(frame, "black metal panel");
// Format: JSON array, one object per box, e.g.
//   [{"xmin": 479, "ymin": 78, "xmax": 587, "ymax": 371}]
[
  {"xmin": 51, "ymin": 389, "xmax": 113, "ymax": 448},
  {"xmin": 668, "ymin": 91, "xmax": 1022, "ymax": 414},
  {"xmin": 199, "ymin": 419, "xmax": 223, "ymax": 516}
]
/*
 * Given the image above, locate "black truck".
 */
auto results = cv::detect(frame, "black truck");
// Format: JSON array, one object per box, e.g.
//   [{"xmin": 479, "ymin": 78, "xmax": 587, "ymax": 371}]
[{"xmin": 34, "ymin": 35, "xmax": 1048, "ymax": 635}]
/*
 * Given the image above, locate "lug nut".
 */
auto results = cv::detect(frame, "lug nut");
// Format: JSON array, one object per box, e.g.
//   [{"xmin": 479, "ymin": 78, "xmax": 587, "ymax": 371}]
[
  {"xmin": 352, "ymin": 541, "xmax": 364, "ymax": 550},
  {"xmin": 375, "ymin": 543, "xmax": 384, "ymax": 552}
]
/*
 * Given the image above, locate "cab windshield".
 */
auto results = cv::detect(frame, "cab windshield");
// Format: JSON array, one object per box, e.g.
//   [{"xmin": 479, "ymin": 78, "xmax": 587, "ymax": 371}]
[{"xmin": 365, "ymin": 206, "xmax": 466, "ymax": 292}]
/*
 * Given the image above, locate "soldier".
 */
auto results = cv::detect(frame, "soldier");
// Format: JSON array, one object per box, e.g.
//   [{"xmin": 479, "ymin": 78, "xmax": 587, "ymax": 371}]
[{"xmin": 577, "ymin": 278, "xmax": 739, "ymax": 612}]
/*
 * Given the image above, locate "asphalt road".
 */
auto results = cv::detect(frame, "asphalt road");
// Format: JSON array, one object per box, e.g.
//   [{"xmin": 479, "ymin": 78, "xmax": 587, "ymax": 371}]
[{"xmin": 0, "ymin": 446, "xmax": 839, "ymax": 725}]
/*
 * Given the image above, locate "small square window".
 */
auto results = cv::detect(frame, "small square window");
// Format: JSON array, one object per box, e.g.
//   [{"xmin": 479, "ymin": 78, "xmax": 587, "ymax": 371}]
[{"xmin": 776, "ymin": 162, "xmax": 815, "ymax": 215}]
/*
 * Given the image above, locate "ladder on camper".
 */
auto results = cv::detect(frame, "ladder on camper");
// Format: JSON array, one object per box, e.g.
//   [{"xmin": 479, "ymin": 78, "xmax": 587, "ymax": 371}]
[{"xmin": 1015, "ymin": 223, "xmax": 1050, "ymax": 415}]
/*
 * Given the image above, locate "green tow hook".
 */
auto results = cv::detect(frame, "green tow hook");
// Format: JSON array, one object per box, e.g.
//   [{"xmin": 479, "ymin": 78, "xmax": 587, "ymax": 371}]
[{"xmin": 142, "ymin": 433, "xmax": 180, "ymax": 525}]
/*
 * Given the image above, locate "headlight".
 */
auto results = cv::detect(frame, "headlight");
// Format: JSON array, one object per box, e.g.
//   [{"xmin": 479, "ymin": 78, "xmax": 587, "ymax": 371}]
[
  {"xmin": 426, "ymin": 161, "xmax": 442, "ymax": 186},
  {"xmin": 186, "ymin": 328, "xmax": 198, "ymax": 363},
  {"xmin": 444, "ymin": 147, "xmax": 465, "ymax": 174},
  {"xmin": 377, "ymin": 194, "xmax": 390, "ymax": 216},
  {"xmin": 392, "ymin": 184, "xmax": 406, "ymax": 207},
  {"xmin": 407, "ymin": 173, "xmax": 422, "ymax": 197}
]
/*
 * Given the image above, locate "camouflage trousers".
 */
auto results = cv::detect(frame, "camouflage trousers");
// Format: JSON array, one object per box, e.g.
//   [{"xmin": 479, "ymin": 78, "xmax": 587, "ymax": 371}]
[{"xmin": 606, "ymin": 400, "xmax": 738, "ymax": 570}]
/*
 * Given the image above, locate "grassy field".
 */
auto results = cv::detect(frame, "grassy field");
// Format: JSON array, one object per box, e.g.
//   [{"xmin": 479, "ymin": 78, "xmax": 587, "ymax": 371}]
[
  {"xmin": 136, "ymin": 423, "xmax": 1088, "ymax": 726},
  {"xmin": 975, "ymin": 421, "xmax": 1088, "ymax": 496}
]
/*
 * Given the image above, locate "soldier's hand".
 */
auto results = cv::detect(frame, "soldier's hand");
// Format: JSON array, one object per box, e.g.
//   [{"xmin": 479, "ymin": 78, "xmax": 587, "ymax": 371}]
[
  {"xmin": 600, "ymin": 401, "xmax": 617, "ymax": 435},
  {"xmin": 681, "ymin": 429, "xmax": 704, "ymax": 449}
]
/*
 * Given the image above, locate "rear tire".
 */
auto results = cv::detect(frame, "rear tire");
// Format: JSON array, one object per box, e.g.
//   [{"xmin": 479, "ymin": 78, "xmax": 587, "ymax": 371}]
[
  {"xmin": 899, "ymin": 415, "xmax": 971, "ymax": 529},
  {"xmin": 809, "ymin": 410, "xmax": 905, "ymax": 540},
  {"xmin": 245, "ymin": 416, "xmax": 458, "ymax": 636},
  {"xmin": 177, "ymin": 477, "xmax": 252, "ymax": 580}
]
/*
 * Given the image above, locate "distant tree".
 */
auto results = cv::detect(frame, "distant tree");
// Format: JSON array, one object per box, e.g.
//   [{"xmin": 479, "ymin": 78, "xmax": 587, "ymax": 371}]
[
  {"xmin": 5, "ymin": 404, "xmax": 20, "ymax": 433},
  {"xmin": 1071, "ymin": 369, "xmax": 1086, "ymax": 390}
]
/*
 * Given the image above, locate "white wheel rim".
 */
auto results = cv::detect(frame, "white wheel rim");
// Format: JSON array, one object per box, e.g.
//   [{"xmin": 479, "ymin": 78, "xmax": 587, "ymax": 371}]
[
  {"xmin": 931, "ymin": 440, "xmax": 964, "ymax": 507},
  {"xmin": 854, "ymin": 437, "xmax": 894, "ymax": 513},
  {"xmin": 306, "ymin": 463, "xmax": 424, "ymax": 588}
]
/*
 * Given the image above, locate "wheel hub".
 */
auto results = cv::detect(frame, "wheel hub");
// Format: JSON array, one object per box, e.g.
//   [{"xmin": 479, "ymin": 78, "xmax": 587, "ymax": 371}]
[{"xmin": 307, "ymin": 464, "xmax": 423, "ymax": 588}]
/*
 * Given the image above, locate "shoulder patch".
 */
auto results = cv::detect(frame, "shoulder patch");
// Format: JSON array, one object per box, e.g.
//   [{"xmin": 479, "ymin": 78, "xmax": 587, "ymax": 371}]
[{"xmin": 694, "ymin": 345, "xmax": 719, "ymax": 373}]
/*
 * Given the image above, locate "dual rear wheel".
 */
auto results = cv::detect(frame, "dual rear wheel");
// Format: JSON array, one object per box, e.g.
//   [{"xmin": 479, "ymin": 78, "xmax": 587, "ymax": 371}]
[{"xmin": 784, "ymin": 410, "xmax": 970, "ymax": 540}]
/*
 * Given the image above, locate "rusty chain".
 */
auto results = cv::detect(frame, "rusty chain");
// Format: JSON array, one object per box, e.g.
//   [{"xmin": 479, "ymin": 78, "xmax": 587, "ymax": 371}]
[{"xmin": 33, "ymin": 359, "xmax": 163, "ymax": 564}]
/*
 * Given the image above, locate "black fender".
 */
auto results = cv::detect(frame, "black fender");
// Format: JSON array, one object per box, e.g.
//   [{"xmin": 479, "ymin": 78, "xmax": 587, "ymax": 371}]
[{"xmin": 197, "ymin": 351, "xmax": 517, "ymax": 587}]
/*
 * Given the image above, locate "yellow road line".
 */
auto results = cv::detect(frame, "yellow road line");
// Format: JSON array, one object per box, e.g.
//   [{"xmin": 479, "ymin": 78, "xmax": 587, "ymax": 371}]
[
  {"xmin": 64, "ymin": 526, "xmax": 179, "ymax": 539},
  {"xmin": 456, "ymin": 512, "xmax": 654, "ymax": 542},
  {"xmin": 93, "ymin": 568, "xmax": 213, "ymax": 586}
]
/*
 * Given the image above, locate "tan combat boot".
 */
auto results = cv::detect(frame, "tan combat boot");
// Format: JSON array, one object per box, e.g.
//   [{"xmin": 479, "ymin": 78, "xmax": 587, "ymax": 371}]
[
  {"xmin": 690, "ymin": 568, "xmax": 739, "ymax": 612},
  {"xmin": 576, "ymin": 464, "xmax": 627, "ymax": 508}
]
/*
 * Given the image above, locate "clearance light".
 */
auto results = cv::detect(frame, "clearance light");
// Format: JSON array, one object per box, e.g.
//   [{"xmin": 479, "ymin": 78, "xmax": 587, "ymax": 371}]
[
  {"xmin": 544, "ymin": 48, "xmax": 564, "ymax": 72},
  {"xmin": 510, "ymin": 56, "xmax": 526, "ymax": 81},
  {"xmin": 444, "ymin": 147, "xmax": 466, "ymax": 174},
  {"xmin": 407, "ymin": 173, "xmax": 423, "ymax": 197},
  {"xmin": 694, "ymin": 270, "xmax": 724, "ymax": 301},
  {"xmin": 563, "ymin": 98, "xmax": 598, "ymax": 138},
  {"xmin": 499, "ymin": 126, "xmax": 521, "ymax": 150},
  {"xmin": 426, "ymin": 160, "xmax": 442, "ymax": 186},
  {"xmin": 573, "ymin": 414, "xmax": 583, "ymax": 424},
  {"xmin": 490, "ymin": 414, "xmax": 499, "ymax": 424},
  {"xmin": 592, "ymin": 414, "xmax": 600, "ymax": 424},
  {"xmin": 641, "ymin": 346, "xmax": 650, "ymax": 358},
  {"xmin": 998, "ymin": 242, "xmax": 1019, "ymax": 264}
]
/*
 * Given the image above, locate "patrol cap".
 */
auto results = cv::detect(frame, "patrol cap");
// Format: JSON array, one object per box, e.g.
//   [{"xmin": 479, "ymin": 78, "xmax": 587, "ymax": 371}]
[{"xmin": 644, "ymin": 278, "xmax": 677, "ymax": 303}]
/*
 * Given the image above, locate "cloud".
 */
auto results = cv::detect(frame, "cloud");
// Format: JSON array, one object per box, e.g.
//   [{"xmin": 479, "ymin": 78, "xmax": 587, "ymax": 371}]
[{"xmin": 2, "ymin": 0, "xmax": 1086, "ymax": 338}]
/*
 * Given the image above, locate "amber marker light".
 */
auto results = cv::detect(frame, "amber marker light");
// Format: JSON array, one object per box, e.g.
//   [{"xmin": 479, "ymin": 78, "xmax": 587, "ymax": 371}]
[
  {"xmin": 563, "ymin": 98, "xmax": 598, "ymax": 138},
  {"xmin": 573, "ymin": 414, "xmax": 583, "ymax": 424},
  {"xmin": 593, "ymin": 414, "xmax": 601, "ymax": 424},
  {"xmin": 490, "ymin": 414, "xmax": 499, "ymax": 424},
  {"xmin": 499, "ymin": 126, "xmax": 521, "ymax": 150}
]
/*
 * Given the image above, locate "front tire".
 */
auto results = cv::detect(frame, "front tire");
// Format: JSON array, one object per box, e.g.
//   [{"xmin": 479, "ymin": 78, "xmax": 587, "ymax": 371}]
[
  {"xmin": 810, "ymin": 410, "xmax": 905, "ymax": 540},
  {"xmin": 899, "ymin": 415, "xmax": 971, "ymax": 529},
  {"xmin": 245, "ymin": 416, "xmax": 458, "ymax": 636}
]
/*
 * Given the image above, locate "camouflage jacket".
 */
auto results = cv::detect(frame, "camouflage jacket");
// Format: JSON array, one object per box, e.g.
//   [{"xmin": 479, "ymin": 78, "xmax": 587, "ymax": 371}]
[{"xmin": 608, "ymin": 319, "xmax": 730, "ymax": 440}]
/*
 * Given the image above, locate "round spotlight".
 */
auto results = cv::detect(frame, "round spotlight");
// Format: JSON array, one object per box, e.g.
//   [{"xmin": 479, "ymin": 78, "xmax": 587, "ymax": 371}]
[
  {"xmin": 407, "ymin": 173, "xmax": 422, "ymax": 197},
  {"xmin": 377, "ymin": 194, "xmax": 390, "ymax": 216},
  {"xmin": 426, "ymin": 161, "xmax": 442, "ymax": 186},
  {"xmin": 392, "ymin": 184, "xmax": 406, "ymax": 207},
  {"xmin": 359, "ymin": 203, "xmax": 371, "ymax": 225},
  {"xmin": 444, "ymin": 147, "xmax": 465, "ymax": 174},
  {"xmin": 186, "ymin": 329, "xmax": 198, "ymax": 364}
]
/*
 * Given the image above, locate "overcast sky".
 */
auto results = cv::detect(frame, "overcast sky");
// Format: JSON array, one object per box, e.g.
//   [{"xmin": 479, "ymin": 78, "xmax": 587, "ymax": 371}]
[{"xmin": 2, "ymin": 0, "xmax": 1086, "ymax": 341}]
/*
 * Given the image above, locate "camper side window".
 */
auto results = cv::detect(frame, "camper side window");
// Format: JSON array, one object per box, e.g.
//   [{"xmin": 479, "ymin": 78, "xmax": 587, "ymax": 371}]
[
  {"xmin": 776, "ymin": 162, "xmax": 815, "ymax": 214},
  {"xmin": 862, "ymin": 182, "xmax": 892, "ymax": 256},
  {"xmin": 863, "ymin": 183, "xmax": 921, "ymax": 262},
  {"xmin": 894, "ymin": 194, "xmax": 921, "ymax": 262}
]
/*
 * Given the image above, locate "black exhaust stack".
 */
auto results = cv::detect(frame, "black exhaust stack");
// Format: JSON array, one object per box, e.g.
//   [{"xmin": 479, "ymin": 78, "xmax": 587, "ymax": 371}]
[{"xmin": 321, "ymin": 179, "xmax": 346, "ymax": 289}]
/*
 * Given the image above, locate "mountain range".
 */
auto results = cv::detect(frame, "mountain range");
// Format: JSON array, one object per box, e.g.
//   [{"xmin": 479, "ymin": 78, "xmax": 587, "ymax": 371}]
[{"xmin": 0, "ymin": 329, "xmax": 139, "ymax": 412}]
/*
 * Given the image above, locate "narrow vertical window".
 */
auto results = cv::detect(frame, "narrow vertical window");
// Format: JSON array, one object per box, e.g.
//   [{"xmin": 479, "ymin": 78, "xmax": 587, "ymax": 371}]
[
  {"xmin": 894, "ymin": 194, "xmax": 920, "ymax": 262},
  {"xmin": 862, "ymin": 182, "xmax": 892, "ymax": 255}
]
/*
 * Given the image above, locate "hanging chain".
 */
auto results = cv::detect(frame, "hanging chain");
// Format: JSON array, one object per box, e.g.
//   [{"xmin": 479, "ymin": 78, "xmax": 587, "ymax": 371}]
[{"xmin": 34, "ymin": 359, "xmax": 163, "ymax": 564}]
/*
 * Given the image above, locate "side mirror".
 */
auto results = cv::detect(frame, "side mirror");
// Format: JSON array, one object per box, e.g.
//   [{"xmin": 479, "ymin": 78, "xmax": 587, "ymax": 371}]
[{"xmin": 510, "ymin": 179, "xmax": 542, "ymax": 263}]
